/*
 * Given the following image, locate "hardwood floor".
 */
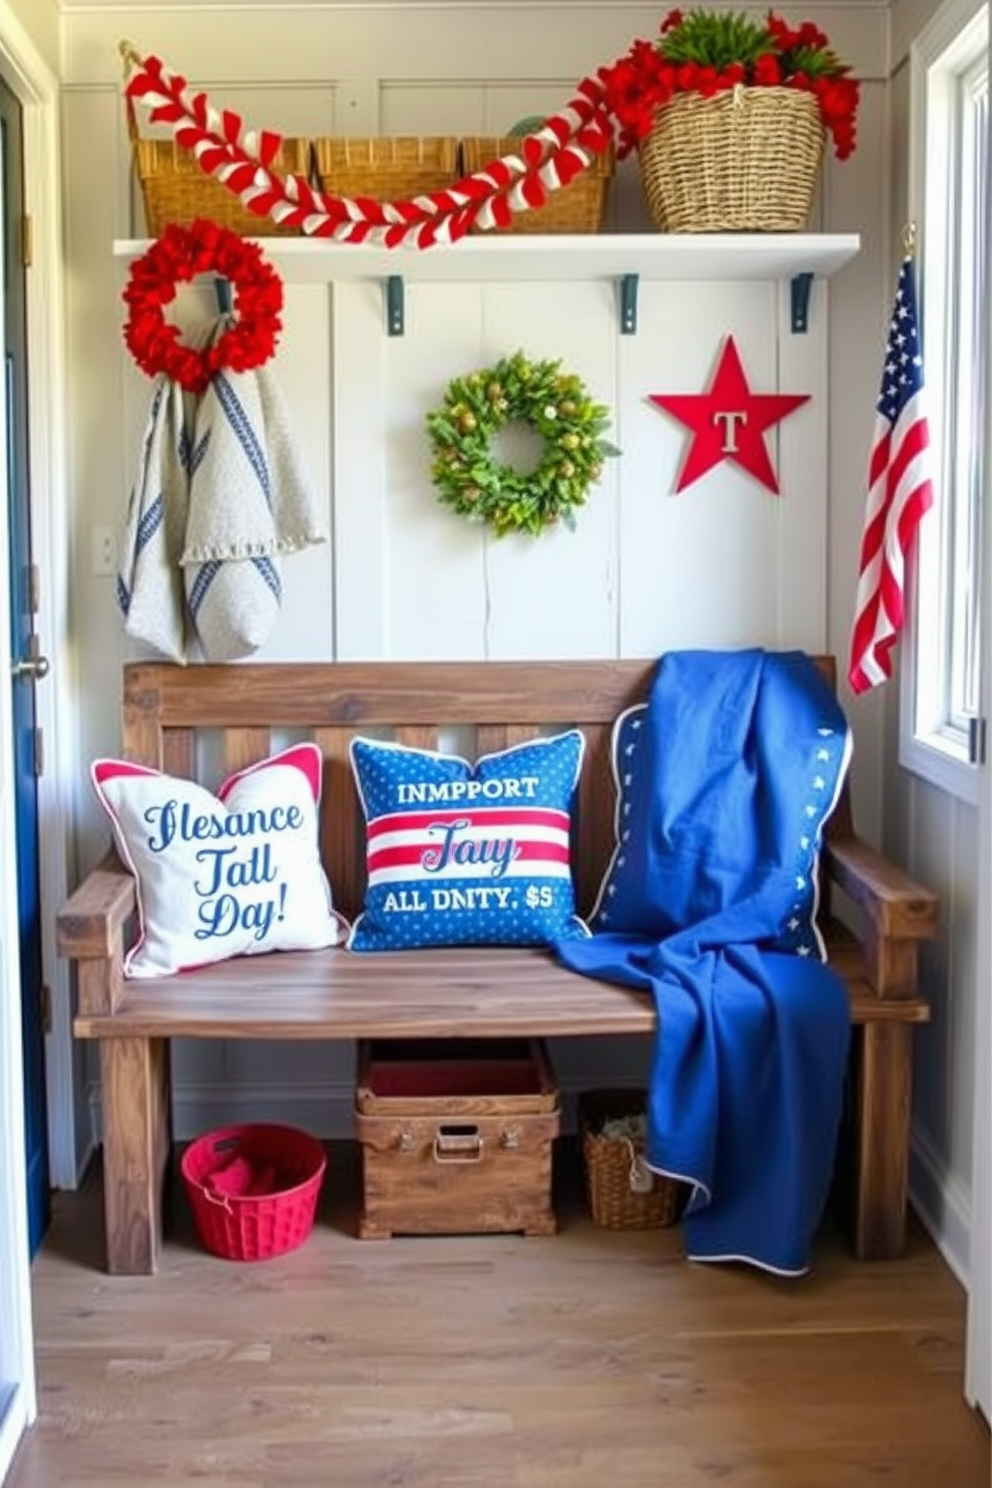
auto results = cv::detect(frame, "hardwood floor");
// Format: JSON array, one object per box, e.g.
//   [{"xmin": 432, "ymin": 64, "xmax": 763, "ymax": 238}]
[{"xmin": 8, "ymin": 1142, "xmax": 990, "ymax": 1488}]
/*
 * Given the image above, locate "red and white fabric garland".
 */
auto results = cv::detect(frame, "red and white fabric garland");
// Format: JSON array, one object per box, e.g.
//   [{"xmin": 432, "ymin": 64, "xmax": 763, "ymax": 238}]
[{"xmin": 123, "ymin": 48, "xmax": 616, "ymax": 250}]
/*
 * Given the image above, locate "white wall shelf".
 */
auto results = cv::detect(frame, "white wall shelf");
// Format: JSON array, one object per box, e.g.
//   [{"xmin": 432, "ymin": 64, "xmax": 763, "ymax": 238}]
[
  {"xmin": 114, "ymin": 232, "xmax": 861, "ymax": 286},
  {"xmin": 115, "ymin": 232, "xmax": 860, "ymax": 338}
]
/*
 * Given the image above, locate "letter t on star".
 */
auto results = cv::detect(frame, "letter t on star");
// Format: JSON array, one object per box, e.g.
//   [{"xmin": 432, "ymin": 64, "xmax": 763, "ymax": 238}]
[{"xmin": 649, "ymin": 335, "xmax": 811, "ymax": 495}]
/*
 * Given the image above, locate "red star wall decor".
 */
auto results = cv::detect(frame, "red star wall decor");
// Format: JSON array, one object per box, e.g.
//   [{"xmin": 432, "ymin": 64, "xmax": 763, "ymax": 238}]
[{"xmin": 649, "ymin": 336, "xmax": 811, "ymax": 495}]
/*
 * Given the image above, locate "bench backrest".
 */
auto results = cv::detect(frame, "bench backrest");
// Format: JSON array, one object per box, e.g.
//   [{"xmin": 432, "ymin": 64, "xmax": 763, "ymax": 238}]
[{"xmin": 121, "ymin": 657, "xmax": 847, "ymax": 922}]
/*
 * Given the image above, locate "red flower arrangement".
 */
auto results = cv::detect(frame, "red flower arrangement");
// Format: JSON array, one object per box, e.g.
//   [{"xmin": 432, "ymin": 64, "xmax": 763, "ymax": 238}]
[
  {"xmin": 600, "ymin": 8, "xmax": 860, "ymax": 161},
  {"xmin": 122, "ymin": 219, "xmax": 283, "ymax": 395}
]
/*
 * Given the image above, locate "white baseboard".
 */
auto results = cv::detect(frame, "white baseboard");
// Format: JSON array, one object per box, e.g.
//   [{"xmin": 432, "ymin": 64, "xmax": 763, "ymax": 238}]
[{"xmin": 909, "ymin": 1121, "xmax": 972, "ymax": 1290}]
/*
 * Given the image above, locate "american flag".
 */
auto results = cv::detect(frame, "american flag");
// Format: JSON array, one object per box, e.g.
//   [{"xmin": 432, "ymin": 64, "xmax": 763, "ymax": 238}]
[{"xmin": 848, "ymin": 254, "xmax": 935, "ymax": 694}]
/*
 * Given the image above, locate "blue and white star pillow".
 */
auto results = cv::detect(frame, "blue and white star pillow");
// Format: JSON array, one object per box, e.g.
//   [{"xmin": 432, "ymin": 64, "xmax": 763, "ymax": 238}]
[
  {"xmin": 592, "ymin": 694, "xmax": 852, "ymax": 962},
  {"xmin": 348, "ymin": 732, "xmax": 590, "ymax": 952}
]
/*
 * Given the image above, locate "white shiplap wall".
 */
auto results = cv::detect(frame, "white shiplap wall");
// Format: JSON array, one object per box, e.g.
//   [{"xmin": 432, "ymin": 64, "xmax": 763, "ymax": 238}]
[
  {"xmin": 5, "ymin": 0, "xmax": 57, "ymax": 75},
  {"xmin": 882, "ymin": 0, "xmax": 984, "ymax": 1291},
  {"xmin": 59, "ymin": 5, "xmax": 894, "ymax": 1145}
]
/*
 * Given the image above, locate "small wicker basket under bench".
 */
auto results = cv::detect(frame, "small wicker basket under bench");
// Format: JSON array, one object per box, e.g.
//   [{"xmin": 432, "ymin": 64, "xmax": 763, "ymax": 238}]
[{"xmin": 57, "ymin": 658, "xmax": 937, "ymax": 1275}]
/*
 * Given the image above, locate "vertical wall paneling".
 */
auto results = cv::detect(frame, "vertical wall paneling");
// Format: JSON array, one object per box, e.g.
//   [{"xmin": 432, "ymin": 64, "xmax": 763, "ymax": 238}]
[
  {"xmin": 824, "ymin": 82, "xmax": 890, "ymax": 846},
  {"xmin": 380, "ymin": 79, "xmax": 593, "ymax": 138},
  {"xmin": 63, "ymin": 9, "xmax": 889, "ymax": 93},
  {"xmin": 775, "ymin": 275, "xmax": 830, "ymax": 654},
  {"xmin": 64, "ymin": 87, "xmax": 133, "ymax": 869},
  {"xmin": 379, "ymin": 283, "xmax": 490, "ymax": 661},
  {"xmin": 883, "ymin": 0, "xmax": 981, "ymax": 1288},
  {"xmin": 947, "ymin": 805, "xmax": 979, "ymax": 1184},
  {"xmin": 333, "ymin": 280, "xmax": 492, "ymax": 661},
  {"xmin": 7, "ymin": 0, "xmax": 58, "ymax": 75},
  {"xmin": 59, "ymin": 0, "xmax": 895, "ymax": 1151},
  {"xmin": 477, "ymin": 281, "xmax": 619, "ymax": 660},
  {"xmin": 617, "ymin": 280, "xmax": 826, "ymax": 658},
  {"xmin": 331, "ymin": 282, "xmax": 392, "ymax": 660}
]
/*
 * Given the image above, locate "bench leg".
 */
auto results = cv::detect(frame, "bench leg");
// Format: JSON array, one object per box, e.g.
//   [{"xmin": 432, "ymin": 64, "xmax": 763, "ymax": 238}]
[
  {"xmin": 99, "ymin": 1037, "xmax": 171, "ymax": 1275},
  {"xmin": 851, "ymin": 1022, "xmax": 912, "ymax": 1260}
]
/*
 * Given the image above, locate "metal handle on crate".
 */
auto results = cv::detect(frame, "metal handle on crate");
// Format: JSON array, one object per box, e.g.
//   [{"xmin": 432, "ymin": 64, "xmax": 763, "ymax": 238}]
[{"xmin": 433, "ymin": 1124, "xmax": 483, "ymax": 1164}]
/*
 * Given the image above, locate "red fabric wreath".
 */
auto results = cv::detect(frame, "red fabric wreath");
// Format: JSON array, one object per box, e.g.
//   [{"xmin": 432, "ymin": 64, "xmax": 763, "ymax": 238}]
[{"xmin": 122, "ymin": 219, "xmax": 283, "ymax": 395}]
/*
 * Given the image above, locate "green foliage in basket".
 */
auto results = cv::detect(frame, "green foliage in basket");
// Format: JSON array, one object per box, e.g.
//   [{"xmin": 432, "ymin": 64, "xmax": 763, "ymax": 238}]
[
  {"xmin": 658, "ymin": 8, "xmax": 846, "ymax": 80},
  {"xmin": 658, "ymin": 9, "xmax": 779, "ymax": 71},
  {"xmin": 426, "ymin": 352, "xmax": 619, "ymax": 539},
  {"xmin": 600, "ymin": 7, "xmax": 860, "ymax": 160}
]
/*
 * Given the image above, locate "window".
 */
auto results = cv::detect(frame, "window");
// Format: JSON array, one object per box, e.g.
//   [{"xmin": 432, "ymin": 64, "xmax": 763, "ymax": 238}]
[{"xmin": 903, "ymin": 0, "xmax": 989, "ymax": 801}]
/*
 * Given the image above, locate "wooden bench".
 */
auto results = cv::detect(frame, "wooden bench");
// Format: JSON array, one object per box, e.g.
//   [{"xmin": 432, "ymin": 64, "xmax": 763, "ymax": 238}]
[{"xmin": 58, "ymin": 657, "xmax": 938, "ymax": 1275}]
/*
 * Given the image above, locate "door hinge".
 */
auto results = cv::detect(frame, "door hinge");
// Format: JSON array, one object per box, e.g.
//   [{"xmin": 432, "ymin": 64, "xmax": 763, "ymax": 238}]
[
  {"xmin": 33, "ymin": 723, "xmax": 44, "ymax": 777},
  {"xmin": 968, "ymin": 716, "xmax": 987, "ymax": 766},
  {"xmin": 28, "ymin": 563, "xmax": 40, "ymax": 614},
  {"xmin": 39, "ymin": 983, "xmax": 52, "ymax": 1036},
  {"xmin": 21, "ymin": 212, "xmax": 32, "ymax": 270}
]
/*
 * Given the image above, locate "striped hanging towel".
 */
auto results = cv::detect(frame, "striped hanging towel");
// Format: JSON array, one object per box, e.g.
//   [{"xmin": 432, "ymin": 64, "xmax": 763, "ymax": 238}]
[
  {"xmin": 117, "ymin": 315, "xmax": 327, "ymax": 663},
  {"xmin": 116, "ymin": 375, "xmax": 194, "ymax": 664},
  {"xmin": 181, "ymin": 316, "xmax": 327, "ymax": 661}
]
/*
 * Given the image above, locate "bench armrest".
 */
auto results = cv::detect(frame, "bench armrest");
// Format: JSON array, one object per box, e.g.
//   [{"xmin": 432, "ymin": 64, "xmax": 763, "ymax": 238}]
[
  {"xmin": 822, "ymin": 835, "xmax": 938, "ymax": 999},
  {"xmin": 57, "ymin": 848, "xmax": 136, "ymax": 960},
  {"xmin": 823, "ymin": 836, "xmax": 939, "ymax": 940}
]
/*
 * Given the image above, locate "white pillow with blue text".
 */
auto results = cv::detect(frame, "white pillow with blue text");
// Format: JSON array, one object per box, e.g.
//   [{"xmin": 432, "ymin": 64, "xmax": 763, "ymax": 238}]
[{"xmin": 91, "ymin": 743, "xmax": 347, "ymax": 978}]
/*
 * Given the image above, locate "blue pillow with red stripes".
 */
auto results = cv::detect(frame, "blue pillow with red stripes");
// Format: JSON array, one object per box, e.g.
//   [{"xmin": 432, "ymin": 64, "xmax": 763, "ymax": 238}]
[{"xmin": 347, "ymin": 732, "xmax": 590, "ymax": 951}]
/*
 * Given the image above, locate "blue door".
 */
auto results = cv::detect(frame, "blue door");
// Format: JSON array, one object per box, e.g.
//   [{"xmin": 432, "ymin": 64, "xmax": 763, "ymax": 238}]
[{"xmin": 1, "ymin": 76, "xmax": 50, "ymax": 1257}]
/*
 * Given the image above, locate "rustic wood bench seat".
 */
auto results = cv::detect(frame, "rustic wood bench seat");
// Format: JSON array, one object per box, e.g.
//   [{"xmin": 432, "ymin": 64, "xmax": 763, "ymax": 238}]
[{"xmin": 58, "ymin": 658, "xmax": 938, "ymax": 1275}]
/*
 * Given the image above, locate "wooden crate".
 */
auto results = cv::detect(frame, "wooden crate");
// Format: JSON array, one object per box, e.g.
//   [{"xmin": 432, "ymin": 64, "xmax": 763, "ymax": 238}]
[{"xmin": 355, "ymin": 1038, "xmax": 559, "ymax": 1239}]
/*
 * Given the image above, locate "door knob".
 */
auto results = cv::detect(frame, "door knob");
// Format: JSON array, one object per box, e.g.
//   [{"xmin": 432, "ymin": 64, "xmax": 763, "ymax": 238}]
[{"xmin": 11, "ymin": 634, "xmax": 50, "ymax": 682}]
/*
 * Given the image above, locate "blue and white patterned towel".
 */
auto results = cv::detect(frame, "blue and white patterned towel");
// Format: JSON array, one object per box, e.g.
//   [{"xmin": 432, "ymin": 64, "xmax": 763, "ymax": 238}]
[{"xmin": 117, "ymin": 314, "xmax": 327, "ymax": 663}]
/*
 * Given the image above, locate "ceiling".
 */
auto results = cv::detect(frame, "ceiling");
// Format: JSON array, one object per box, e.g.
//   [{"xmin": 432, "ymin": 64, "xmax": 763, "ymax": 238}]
[{"xmin": 55, "ymin": 0, "xmax": 887, "ymax": 8}]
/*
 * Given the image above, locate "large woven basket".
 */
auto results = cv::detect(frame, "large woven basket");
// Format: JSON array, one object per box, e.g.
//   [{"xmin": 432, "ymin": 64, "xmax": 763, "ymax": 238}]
[
  {"xmin": 127, "ymin": 99, "xmax": 311, "ymax": 238},
  {"xmin": 579, "ymin": 1089, "xmax": 686, "ymax": 1230},
  {"xmin": 312, "ymin": 136, "xmax": 460, "ymax": 206},
  {"xmin": 638, "ymin": 86, "xmax": 824, "ymax": 233},
  {"xmin": 460, "ymin": 137, "xmax": 614, "ymax": 234}
]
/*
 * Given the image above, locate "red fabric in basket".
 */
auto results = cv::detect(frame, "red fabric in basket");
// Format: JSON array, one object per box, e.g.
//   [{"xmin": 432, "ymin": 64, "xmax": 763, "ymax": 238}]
[
  {"xmin": 182, "ymin": 1123, "xmax": 326, "ymax": 1262},
  {"xmin": 206, "ymin": 1156, "xmax": 255, "ymax": 1197},
  {"xmin": 205, "ymin": 1157, "xmax": 286, "ymax": 1198},
  {"xmin": 368, "ymin": 1059, "xmax": 542, "ymax": 1099}
]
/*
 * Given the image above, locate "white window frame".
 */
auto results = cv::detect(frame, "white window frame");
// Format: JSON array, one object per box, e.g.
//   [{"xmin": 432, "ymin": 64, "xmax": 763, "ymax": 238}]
[{"xmin": 901, "ymin": 0, "xmax": 988, "ymax": 805}]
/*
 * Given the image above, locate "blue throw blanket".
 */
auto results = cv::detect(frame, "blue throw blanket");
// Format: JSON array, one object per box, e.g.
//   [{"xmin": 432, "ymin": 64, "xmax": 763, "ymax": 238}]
[{"xmin": 558, "ymin": 649, "xmax": 853, "ymax": 1274}]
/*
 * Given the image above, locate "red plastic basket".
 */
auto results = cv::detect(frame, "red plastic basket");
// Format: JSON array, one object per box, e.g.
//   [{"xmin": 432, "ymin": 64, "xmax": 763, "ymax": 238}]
[{"xmin": 181, "ymin": 1123, "xmax": 326, "ymax": 1262}]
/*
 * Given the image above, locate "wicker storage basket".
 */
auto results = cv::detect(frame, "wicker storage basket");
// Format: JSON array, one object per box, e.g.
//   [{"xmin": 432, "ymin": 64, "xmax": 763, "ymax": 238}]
[
  {"xmin": 579, "ymin": 1089, "xmax": 686, "ymax": 1230},
  {"xmin": 127, "ymin": 100, "xmax": 311, "ymax": 238},
  {"xmin": 638, "ymin": 86, "xmax": 824, "ymax": 233},
  {"xmin": 312, "ymin": 136, "xmax": 460, "ymax": 206},
  {"xmin": 460, "ymin": 137, "xmax": 614, "ymax": 234}
]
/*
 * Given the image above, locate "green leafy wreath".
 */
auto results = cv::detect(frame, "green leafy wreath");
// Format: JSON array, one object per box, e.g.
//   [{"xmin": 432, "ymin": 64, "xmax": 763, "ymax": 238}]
[{"xmin": 426, "ymin": 352, "xmax": 619, "ymax": 538}]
